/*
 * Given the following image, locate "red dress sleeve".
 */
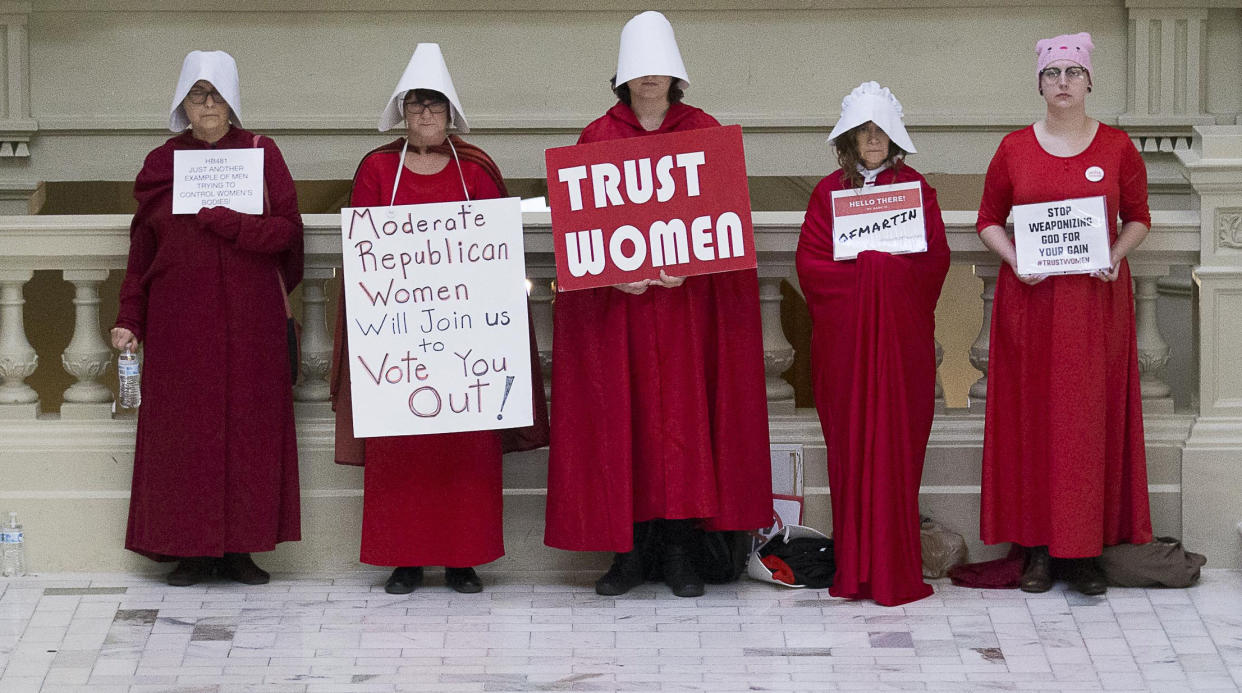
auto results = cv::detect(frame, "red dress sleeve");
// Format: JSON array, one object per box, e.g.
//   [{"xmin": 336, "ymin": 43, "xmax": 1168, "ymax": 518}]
[
  {"xmin": 115, "ymin": 210, "xmax": 157, "ymax": 340},
  {"xmin": 977, "ymin": 136, "xmax": 1014, "ymax": 233},
  {"xmin": 1118, "ymin": 136, "xmax": 1151, "ymax": 228}
]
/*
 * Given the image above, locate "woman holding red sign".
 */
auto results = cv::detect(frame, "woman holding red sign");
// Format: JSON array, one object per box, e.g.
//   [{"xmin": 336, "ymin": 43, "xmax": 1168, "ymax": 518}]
[
  {"xmin": 544, "ymin": 11, "xmax": 771, "ymax": 598},
  {"xmin": 330, "ymin": 44, "xmax": 547, "ymax": 595},
  {"xmin": 796, "ymin": 81, "xmax": 949, "ymax": 606},
  {"xmin": 976, "ymin": 33, "xmax": 1152, "ymax": 595}
]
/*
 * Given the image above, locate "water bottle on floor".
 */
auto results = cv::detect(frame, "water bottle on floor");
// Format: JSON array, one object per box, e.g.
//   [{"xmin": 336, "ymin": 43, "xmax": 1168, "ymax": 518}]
[
  {"xmin": 118, "ymin": 349, "xmax": 141, "ymax": 409},
  {"xmin": 1, "ymin": 512, "xmax": 25, "ymax": 577}
]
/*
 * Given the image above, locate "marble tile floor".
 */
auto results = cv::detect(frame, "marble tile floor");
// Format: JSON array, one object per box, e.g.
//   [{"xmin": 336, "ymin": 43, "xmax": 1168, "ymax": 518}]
[{"xmin": 2, "ymin": 569, "xmax": 1242, "ymax": 692}]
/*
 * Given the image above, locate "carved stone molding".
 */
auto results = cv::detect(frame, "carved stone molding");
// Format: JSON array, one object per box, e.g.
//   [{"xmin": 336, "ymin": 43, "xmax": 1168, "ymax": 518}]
[
  {"xmin": 1122, "ymin": 5, "xmax": 1217, "ymax": 127},
  {"xmin": 0, "ymin": 5, "xmax": 34, "ymax": 157},
  {"xmin": 1215, "ymin": 208, "xmax": 1242, "ymax": 250}
]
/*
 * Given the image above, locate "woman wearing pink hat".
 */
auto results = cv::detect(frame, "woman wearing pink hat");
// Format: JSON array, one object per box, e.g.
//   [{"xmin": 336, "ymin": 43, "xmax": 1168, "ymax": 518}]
[
  {"xmin": 976, "ymin": 33, "xmax": 1153, "ymax": 595},
  {"xmin": 796, "ymin": 82, "xmax": 950, "ymax": 606}
]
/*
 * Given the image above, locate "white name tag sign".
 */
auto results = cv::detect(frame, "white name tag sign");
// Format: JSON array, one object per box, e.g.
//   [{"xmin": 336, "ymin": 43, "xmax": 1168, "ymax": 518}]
[
  {"xmin": 340, "ymin": 197, "xmax": 534, "ymax": 438},
  {"xmin": 172, "ymin": 148, "xmax": 264, "ymax": 215},
  {"xmin": 1012, "ymin": 196, "xmax": 1110, "ymax": 276},
  {"xmin": 829, "ymin": 181, "xmax": 927, "ymax": 261}
]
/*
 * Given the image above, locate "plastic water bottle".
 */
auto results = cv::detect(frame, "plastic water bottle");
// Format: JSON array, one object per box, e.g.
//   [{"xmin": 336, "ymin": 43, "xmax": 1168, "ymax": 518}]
[
  {"xmin": 1, "ymin": 512, "xmax": 25, "ymax": 577},
  {"xmin": 118, "ymin": 349, "xmax": 141, "ymax": 409}
]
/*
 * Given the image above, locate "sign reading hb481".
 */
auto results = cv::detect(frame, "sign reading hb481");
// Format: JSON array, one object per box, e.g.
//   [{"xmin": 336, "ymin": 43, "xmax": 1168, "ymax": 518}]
[{"xmin": 545, "ymin": 125, "xmax": 757, "ymax": 291}]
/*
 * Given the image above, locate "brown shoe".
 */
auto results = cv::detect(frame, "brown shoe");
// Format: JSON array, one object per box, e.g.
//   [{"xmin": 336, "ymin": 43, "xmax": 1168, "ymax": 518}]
[
  {"xmin": 1067, "ymin": 557, "xmax": 1107, "ymax": 596},
  {"xmin": 1019, "ymin": 545, "xmax": 1052, "ymax": 593},
  {"xmin": 166, "ymin": 557, "xmax": 215, "ymax": 586},
  {"xmin": 220, "ymin": 553, "xmax": 270, "ymax": 585}
]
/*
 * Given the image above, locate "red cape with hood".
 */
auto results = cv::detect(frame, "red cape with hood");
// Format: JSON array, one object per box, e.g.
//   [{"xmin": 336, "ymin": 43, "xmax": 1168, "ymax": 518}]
[
  {"xmin": 329, "ymin": 137, "xmax": 548, "ymax": 567},
  {"xmin": 796, "ymin": 164, "xmax": 949, "ymax": 606},
  {"xmin": 116, "ymin": 127, "xmax": 303, "ymax": 559},
  {"xmin": 544, "ymin": 102, "xmax": 772, "ymax": 552}
]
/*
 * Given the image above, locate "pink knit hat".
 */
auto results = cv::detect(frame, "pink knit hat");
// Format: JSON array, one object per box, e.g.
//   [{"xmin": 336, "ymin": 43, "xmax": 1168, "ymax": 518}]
[{"xmin": 1036, "ymin": 32, "xmax": 1093, "ymax": 86}]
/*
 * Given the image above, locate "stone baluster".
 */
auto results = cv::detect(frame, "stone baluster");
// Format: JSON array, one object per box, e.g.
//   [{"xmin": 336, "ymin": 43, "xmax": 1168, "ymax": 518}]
[
  {"xmin": 293, "ymin": 270, "xmax": 333, "ymax": 403},
  {"xmin": 968, "ymin": 264, "xmax": 999, "ymax": 411},
  {"xmin": 758, "ymin": 269, "xmax": 795, "ymax": 412},
  {"xmin": 1131, "ymin": 267, "xmax": 1173, "ymax": 409},
  {"xmin": 0, "ymin": 270, "xmax": 38, "ymax": 411},
  {"xmin": 934, "ymin": 338, "xmax": 946, "ymax": 412},
  {"xmin": 527, "ymin": 276, "xmax": 555, "ymax": 402},
  {"xmin": 60, "ymin": 270, "xmax": 113, "ymax": 416}
]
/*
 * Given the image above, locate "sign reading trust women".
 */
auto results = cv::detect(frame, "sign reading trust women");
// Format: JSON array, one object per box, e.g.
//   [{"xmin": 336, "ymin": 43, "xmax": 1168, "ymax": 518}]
[
  {"xmin": 1012, "ymin": 196, "xmax": 1110, "ymax": 276},
  {"xmin": 339, "ymin": 198, "xmax": 533, "ymax": 437},
  {"xmin": 545, "ymin": 125, "xmax": 756, "ymax": 291}
]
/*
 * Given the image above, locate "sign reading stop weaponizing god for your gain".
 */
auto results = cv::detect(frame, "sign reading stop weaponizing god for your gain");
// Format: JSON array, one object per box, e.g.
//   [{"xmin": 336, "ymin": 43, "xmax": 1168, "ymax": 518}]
[
  {"xmin": 172, "ymin": 148, "xmax": 264, "ymax": 215},
  {"xmin": 1012, "ymin": 196, "xmax": 1110, "ymax": 276},
  {"xmin": 340, "ymin": 198, "xmax": 533, "ymax": 437},
  {"xmin": 545, "ymin": 125, "xmax": 757, "ymax": 291}
]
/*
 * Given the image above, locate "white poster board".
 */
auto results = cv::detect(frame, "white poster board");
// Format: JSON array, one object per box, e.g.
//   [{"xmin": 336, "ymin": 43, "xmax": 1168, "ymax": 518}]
[
  {"xmin": 340, "ymin": 197, "xmax": 533, "ymax": 437},
  {"xmin": 172, "ymin": 148, "xmax": 264, "ymax": 214},
  {"xmin": 830, "ymin": 180, "xmax": 927, "ymax": 260},
  {"xmin": 1012, "ymin": 196, "xmax": 1110, "ymax": 276}
]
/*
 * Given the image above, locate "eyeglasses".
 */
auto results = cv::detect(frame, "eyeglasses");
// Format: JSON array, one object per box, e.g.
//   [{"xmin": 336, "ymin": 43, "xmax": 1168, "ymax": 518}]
[
  {"xmin": 185, "ymin": 88, "xmax": 225, "ymax": 105},
  {"xmin": 1039, "ymin": 66, "xmax": 1089, "ymax": 82},
  {"xmin": 404, "ymin": 100, "xmax": 449, "ymax": 115}
]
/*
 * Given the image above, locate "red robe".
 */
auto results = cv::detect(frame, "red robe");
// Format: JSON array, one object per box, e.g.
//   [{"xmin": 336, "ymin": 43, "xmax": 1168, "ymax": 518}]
[
  {"xmin": 116, "ymin": 127, "xmax": 302, "ymax": 559},
  {"xmin": 796, "ymin": 164, "xmax": 949, "ymax": 606},
  {"xmin": 978, "ymin": 124, "xmax": 1153, "ymax": 558},
  {"xmin": 544, "ymin": 102, "xmax": 772, "ymax": 552},
  {"xmin": 331, "ymin": 140, "xmax": 548, "ymax": 567}
]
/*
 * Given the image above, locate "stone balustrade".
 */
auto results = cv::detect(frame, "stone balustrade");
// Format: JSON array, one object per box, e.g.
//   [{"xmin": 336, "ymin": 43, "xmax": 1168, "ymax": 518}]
[{"xmin": 0, "ymin": 210, "xmax": 1203, "ymax": 420}]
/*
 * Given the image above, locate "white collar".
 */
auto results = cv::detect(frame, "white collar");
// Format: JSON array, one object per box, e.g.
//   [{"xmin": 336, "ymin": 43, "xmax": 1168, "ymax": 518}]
[{"xmin": 858, "ymin": 162, "xmax": 890, "ymax": 187}]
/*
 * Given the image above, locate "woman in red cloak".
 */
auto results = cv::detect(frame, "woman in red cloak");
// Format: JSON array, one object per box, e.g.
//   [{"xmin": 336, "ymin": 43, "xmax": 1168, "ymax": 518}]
[
  {"xmin": 796, "ymin": 81, "xmax": 949, "ymax": 606},
  {"xmin": 112, "ymin": 50, "xmax": 302, "ymax": 586},
  {"xmin": 330, "ymin": 44, "xmax": 547, "ymax": 595},
  {"xmin": 977, "ymin": 33, "xmax": 1152, "ymax": 595},
  {"xmin": 544, "ymin": 11, "xmax": 772, "ymax": 598}
]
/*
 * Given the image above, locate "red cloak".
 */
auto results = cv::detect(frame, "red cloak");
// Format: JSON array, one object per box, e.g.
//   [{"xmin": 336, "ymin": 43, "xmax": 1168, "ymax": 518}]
[
  {"xmin": 116, "ymin": 127, "xmax": 302, "ymax": 559},
  {"xmin": 544, "ymin": 102, "xmax": 772, "ymax": 552},
  {"xmin": 796, "ymin": 164, "xmax": 949, "ymax": 606},
  {"xmin": 329, "ymin": 138, "xmax": 548, "ymax": 567},
  {"xmin": 977, "ymin": 124, "xmax": 1153, "ymax": 558}
]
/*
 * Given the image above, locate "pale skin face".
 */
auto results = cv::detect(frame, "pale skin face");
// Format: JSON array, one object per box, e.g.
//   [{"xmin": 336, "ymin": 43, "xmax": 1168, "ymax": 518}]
[
  {"xmin": 625, "ymin": 74, "xmax": 673, "ymax": 104},
  {"xmin": 182, "ymin": 79, "xmax": 231, "ymax": 144},
  {"xmin": 1039, "ymin": 59, "xmax": 1091, "ymax": 113},
  {"xmin": 403, "ymin": 94, "xmax": 450, "ymax": 149},
  {"xmin": 855, "ymin": 121, "xmax": 891, "ymax": 169}
]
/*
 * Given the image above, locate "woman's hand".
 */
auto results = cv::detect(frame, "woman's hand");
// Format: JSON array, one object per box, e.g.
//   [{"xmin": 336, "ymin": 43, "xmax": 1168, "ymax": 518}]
[
  {"xmin": 1092, "ymin": 263, "xmax": 1121, "ymax": 282},
  {"xmin": 1016, "ymin": 272, "xmax": 1048, "ymax": 286},
  {"xmin": 612, "ymin": 280, "xmax": 651, "ymax": 295},
  {"xmin": 651, "ymin": 270, "xmax": 685, "ymax": 289},
  {"xmin": 111, "ymin": 327, "xmax": 138, "ymax": 352}
]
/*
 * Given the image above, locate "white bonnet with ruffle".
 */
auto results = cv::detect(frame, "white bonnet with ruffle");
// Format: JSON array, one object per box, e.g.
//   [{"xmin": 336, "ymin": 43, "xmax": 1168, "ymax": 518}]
[{"xmin": 827, "ymin": 81, "xmax": 917, "ymax": 154}]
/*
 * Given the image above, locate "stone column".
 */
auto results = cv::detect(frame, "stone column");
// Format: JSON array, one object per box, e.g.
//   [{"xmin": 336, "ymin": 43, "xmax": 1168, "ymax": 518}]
[
  {"xmin": 292, "ymin": 270, "xmax": 333, "ymax": 404},
  {"xmin": 0, "ymin": 269, "xmax": 37, "ymax": 414},
  {"xmin": 59, "ymin": 269, "xmax": 113, "ymax": 417},
  {"xmin": 1176, "ymin": 125, "xmax": 1242, "ymax": 567},
  {"xmin": 967, "ymin": 264, "xmax": 999, "ymax": 412},
  {"xmin": 757, "ymin": 268, "xmax": 795, "ymax": 413},
  {"xmin": 1130, "ymin": 267, "xmax": 1174, "ymax": 411}
]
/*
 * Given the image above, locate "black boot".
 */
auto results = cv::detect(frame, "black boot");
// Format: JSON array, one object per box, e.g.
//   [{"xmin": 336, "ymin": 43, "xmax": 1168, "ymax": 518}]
[
  {"xmin": 445, "ymin": 567, "xmax": 483, "ymax": 594},
  {"xmin": 661, "ymin": 519, "xmax": 705, "ymax": 598},
  {"xmin": 1066, "ymin": 557, "xmax": 1107, "ymax": 596},
  {"xmin": 384, "ymin": 566, "xmax": 424, "ymax": 594},
  {"xmin": 1020, "ymin": 545, "xmax": 1052, "ymax": 593},
  {"xmin": 166, "ymin": 557, "xmax": 215, "ymax": 587},
  {"xmin": 595, "ymin": 522, "xmax": 649, "ymax": 596}
]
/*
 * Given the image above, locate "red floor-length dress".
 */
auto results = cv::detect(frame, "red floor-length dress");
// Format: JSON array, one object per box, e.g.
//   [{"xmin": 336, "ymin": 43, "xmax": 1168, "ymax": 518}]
[
  {"xmin": 118, "ymin": 127, "xmax": 303, "ymax": 559},
  {"xmin": 978, "ymin": 124, "xmax": 1153, "ymax": 557},
  {"xmin": 334, "ymin": 142, "xmax": 509, "ymax": 568},
  {"xmin": 796, "ymin": 164, "xmax": 949, "ymax": 605},
  {"xmin": 544, "ymin": 102, "xmax": 772, "ymax": 552}
]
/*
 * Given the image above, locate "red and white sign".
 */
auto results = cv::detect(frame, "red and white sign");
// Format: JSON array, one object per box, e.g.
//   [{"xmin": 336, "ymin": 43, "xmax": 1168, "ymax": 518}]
[
  {"xmin": 830, "ymin": 181, "xmax": 926, "ymax": 261},
  {"xmin": 545, "ymin": 125, "xmax": 756, "ymax": 291}
]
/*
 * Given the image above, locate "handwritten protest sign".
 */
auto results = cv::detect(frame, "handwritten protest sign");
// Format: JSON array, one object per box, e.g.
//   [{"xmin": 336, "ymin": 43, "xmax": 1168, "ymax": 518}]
[
  {"xmin": 829, "ymin": 181, "xmax": 927, "ymax": 260},
  {"xmin": 340, "ymin": 197, "xmax": 533, "ymax": 437},
  {"xmin": 545, "ymin": 125, "xmax": 756, "ymax": 291},
  {"xmin": 172, "ymin": 148, "xmax": 264, "ymax": 214},
  {"xmin": 1013, "ymin": 196, "xmax": 1110, "ymax": 276}
]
